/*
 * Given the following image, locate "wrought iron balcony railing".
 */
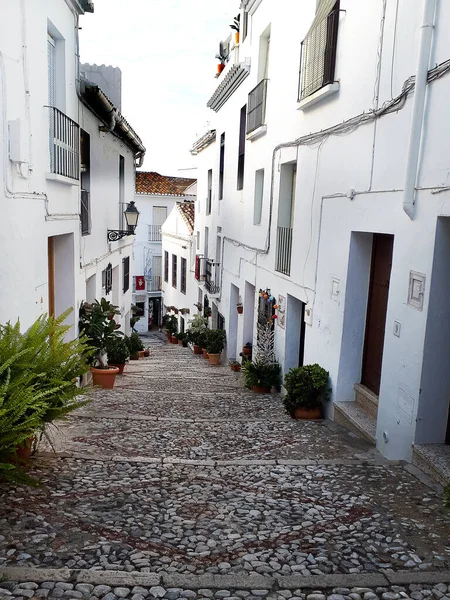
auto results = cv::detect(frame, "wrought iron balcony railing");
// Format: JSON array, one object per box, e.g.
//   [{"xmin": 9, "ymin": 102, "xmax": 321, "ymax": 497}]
[
  {"xmin": 247, "ymin": 79, "xmax": 268, "ymax": 134},
  {"xmin": 148, "ymin": 224, "xmax": 162, "ymax": 242},
  {"xmin": 48, "ymin": 106, "xmax": 80, "ymax": 180},
  {"xmin": 275, "ymin": 226, "xmax": 293, "ymax": 276},
  {"xmin": 205, "ymin": 260, "xmax": 220, "ymax": 294},
  {"xmin": 147, "ymin": 276, "xmax": 162, "ymax": 292}
]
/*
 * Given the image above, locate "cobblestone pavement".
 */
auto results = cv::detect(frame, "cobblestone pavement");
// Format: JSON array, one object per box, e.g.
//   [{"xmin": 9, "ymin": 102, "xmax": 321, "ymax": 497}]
[{"xmin": 0, "ymin": 335, "xmax": 449, "ymax": 600}]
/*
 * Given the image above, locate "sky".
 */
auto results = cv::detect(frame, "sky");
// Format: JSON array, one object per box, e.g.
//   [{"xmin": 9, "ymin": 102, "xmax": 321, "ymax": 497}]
[{"xmin": 80, "ymin": 0, "xmax": 235, "ymax": 177}]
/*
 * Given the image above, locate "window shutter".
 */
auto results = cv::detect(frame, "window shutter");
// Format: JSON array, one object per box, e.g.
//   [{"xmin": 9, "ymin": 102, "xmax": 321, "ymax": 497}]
[
  {"xmin": 47, "ymin": 36, "xmax": 56, "ymax": 107},
  {"xmin": 153, "ymin": 206, "xmax": 168, "ymax": 226}
]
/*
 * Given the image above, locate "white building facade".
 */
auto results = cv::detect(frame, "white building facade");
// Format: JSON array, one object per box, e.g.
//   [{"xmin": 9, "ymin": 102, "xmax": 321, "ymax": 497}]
[
  {"xmin": 190, "ymin": 0, "xmax": 450, "ymax": 466},
  {"xmin": 133, "ymin": 173, "xmax": 196, "ymax": 332},
  {"xmin": 161, "ymin": 201, "xmax": 198, "ymax": 336},
  {"xmin": 0, "ymin": 0, "xmax": 145, "ymax": 336}
]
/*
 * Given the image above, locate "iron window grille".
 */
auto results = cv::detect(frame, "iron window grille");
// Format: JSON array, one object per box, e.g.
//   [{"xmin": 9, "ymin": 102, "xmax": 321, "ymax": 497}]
[
  {"xmin": 80, "ymin": 190, "xmax": 91, "ymax": 235},
  {"xmin": 102, "ymin": 263, "xmax": 112, "ymax": 296},
  {"xmin": 219, "ymin": 133, "xmax": 225, "ymax": 200},
  {"xmin": 205, "ymin": 260, "xmax": 220, "ymax": 295},
  {"xmin": 237, "ymin": 105, "xmax": 246, "ymax": 190},
  {"xmin": 123, "ymin": 256, "xmax": 130, "ymax": 293},
  {"xmin": 207, "ymin": 169, "xmax": 212, "ymax": 215},
  {"xmin": 298, "ymin": 1, "xmax": 340, "ymax": 101},
  {"xmin": 247, "ymin": 79, "xmax": 268, "ymax": 134},
  {"xmin": 48, "ymin": 106, "xmax": 80, "ymax": 180},
  {"xmin": 164, "ymin": 251, "xmax": 169, "ymax": 282},
  {"xmin": 181, "ymin": 258, "xmax": 187, "ymax": 294},
  {"xmin": 275, "ymin": 226, "xmax": 293, "ymax": 276},
  {"xmin": 172, "ymin": 254, "xmax": 177, "ymax": 288}
]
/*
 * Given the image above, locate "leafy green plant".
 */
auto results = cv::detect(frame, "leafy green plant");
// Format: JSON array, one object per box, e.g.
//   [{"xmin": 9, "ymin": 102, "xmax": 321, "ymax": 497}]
[
  {"xmin": 187, "ymin": 314, "xmax": 208, "ymax": 346},
  {"xmin": 242, "ymin": 361, "xmax": 281, "ymax": 390},
  {"xmin": 126, "ymin": 332, "xmax": 144, "ymax": 354},
  {"xmin": 165, "ymin": 315, "xmax": 178, "ymax": 336},
  {"xmin": 282, "ymin": 364, "xmax": 330, "ymax": 415},
  {"xmin": 230, "ymin": 14, "xmax": 240, "ymax": 32},
  {"xmin": 206, "ymin": 329, "xmax": 226, "ymax": 354},
  {"xmin": 105, "ymin": 336, "xmax": 129, "ymax": 365},
  {"xmin": 79, "ymin": 299, "xmax": 122, "ymax": 367}
]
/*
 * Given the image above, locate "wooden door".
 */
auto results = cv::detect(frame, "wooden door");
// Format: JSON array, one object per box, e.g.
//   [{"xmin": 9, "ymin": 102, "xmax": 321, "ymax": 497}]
[
  {"xmin": 48, "ymin": 237, "xmax": 55, "ymax": 317},
  {"xmin": 361, "ymin": 234, "xmax": 394, "ymax": 395}
]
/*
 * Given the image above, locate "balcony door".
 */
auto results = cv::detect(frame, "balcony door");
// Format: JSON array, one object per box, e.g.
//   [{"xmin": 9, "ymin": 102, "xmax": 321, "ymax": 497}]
[{"xmin": 275, "ymin": 163, "xmax": 296, "ymax": 276}]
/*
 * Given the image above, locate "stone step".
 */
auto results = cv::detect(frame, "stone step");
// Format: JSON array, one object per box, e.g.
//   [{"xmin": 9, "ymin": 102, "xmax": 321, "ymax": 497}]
[
  {"xmin": 412, "ymin": 444, "xmax": 450, "ymax": 487},
  {"xmin": 354, "ymin": 383, "xmax": 379, "ymax": 418},
  {"xmin": 334, "ymin": 401, "xmax": 377, "ymax": 444}
]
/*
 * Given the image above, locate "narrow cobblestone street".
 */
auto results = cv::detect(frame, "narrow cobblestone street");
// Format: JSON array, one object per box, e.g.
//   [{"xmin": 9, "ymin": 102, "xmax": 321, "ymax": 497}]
[{"xmin": 1, "ymin": 334, "xmax": 449, "ymax": 600}]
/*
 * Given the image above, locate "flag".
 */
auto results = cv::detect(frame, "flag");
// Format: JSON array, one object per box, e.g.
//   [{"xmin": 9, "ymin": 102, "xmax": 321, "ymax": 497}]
[{"xmin": 135, "ymin": 276, "xmax": 145, "ymax": 291}]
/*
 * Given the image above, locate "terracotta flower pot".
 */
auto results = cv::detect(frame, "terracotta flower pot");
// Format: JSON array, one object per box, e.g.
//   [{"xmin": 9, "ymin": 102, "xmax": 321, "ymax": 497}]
[
  {"xmin": 242, "ymin": 347, "xmax": 252, "ymax": 356},
  {"xmin": 237, "ymin": 306, "xmax": 243, "ymax": 314},
  {"xmin": 208, "ymin": 353, "xmax": 221, "ymax": 365},
  {"xmin": 252, "ymin": 385, "xmax": 271, "ymax": 394},
  {"xmin": 202, "ymin": 349, "xmax": 209, "ymax": 359},
  {"xmin": 230, "ymin": 363, "xmax": 241, "ymax": 372},
  {"xmin": 171, "ymin": 335, "xmax": 178, "ymax": 344},
  {"xmin": 109, "ymin": 363, "xmax": 125, "ymax": 375},
  {"xmin": 293, "ymin": 407, "xmax": 322, "ymax": 420},
  {"xmin": 15, "ymin": 437, "xmax": 35, "ymax": 463},
  {"xmin": 193, "ymin": 344, "xmax": 203, "ymax": 355},
  {"xmin": 166, "ymin": 331, "xmax": 171, "ymax": 341},
  {"xmin": 217, "ymin": 62, "xmax": 225, "ymax": 74},
  {"xmin": 178, "ymin": 339, "xmax": 183, "ymax": 345},
  {"xmin": 90, "ymin": 366, "xmax": 119, "ymax": 389},
  {"xmin": 138, "ymin": 350, "xmax": 145, "ymax": 358},
  {"xmin": 235, "ymin": 31, "xmax": 240, "ymax": 44}
]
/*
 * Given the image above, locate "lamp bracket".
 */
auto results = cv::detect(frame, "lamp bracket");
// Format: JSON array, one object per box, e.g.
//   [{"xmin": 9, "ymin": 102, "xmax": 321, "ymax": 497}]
[{"xmin": 107, "ymin": 230, "xmax": 134, "ymax": 242}]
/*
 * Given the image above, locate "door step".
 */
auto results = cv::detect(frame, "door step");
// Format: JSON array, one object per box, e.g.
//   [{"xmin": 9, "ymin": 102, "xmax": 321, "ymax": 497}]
[
  {"xmin": 412, "ymin": 444, "xmax": 450, "ymax": 487},
  {"xmin": 354, "ymin": 383, "xmax": 379, "ymax": 418},
  {"xmin": 334, "ymin": 401, "xmax": 377, "ymax": 444}
]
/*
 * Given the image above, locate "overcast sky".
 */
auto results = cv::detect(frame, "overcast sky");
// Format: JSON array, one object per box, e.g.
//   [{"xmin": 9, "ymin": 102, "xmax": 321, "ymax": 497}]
[{"xmin": 79, "ymin": 0, "xmax": 234, "ymax": 177}]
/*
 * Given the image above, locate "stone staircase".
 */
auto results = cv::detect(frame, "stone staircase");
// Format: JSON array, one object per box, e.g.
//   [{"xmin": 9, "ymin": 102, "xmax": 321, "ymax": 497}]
[
  {"xmin": 412, "ymin": 444, "xmax": 450, "ymax": 487},
  {"xmin": 334, "ymin": 383, "xmax": 378, "ymax": 444}
]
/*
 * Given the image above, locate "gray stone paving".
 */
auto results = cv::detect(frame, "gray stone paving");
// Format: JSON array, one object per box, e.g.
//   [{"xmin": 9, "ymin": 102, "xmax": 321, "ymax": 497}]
[{"xmin": 0, "ymin": 334, "xmax": 449, "ymax": 600}]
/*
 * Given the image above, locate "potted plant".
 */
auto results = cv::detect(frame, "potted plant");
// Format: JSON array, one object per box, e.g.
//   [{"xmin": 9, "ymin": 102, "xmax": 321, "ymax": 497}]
[
  {"xmin": 176, "ymin": 332, "xmax": 185, "ymax": 346},
  {"xmin": 237, "ymin": 297, "xmax": 243, "ymax": 314},
  {"xmin": 194, "ymin": 302, "xmax": 202, "ymax": 311},
  {"xmin": 204, "ymin": 306, "xmax": 212, "ymax": 318},
  {"xmin": 242, "ymin": 342, "xmax": 252, "ymax": 356},
  {"xmin": 216, "ymin": 52, "xmax": 226, "ymax": 75},
  {"xmin": 79, "ymin": 299, "xmax": 122, "ymax": 389},
  {"xmin": 230, "ymin": 14, "xmax": 240, "ymax": 44},
  {"xmin": 198, "ymin": 329, "xmax": 209, "ymax": 358},
  {"xmin": 105, "ymin": 335, "xmax": 129, "ymax": 374},
  {"xmin": 229, "ymin": 359, "xmax": 241, "ymax": 372},
  {"xmin": 206, "ymin": 329, "xmax": 226, "ymax": 365},
  {"xmin": 143, "ymin": 347, "xmax": 150, "ymax": 357},
  {"xmin": 187, "ymin": 314, "xmax": 208, "ymax": 354},
  {"xmin": 125, "ymin": 332, "xmax": 144, "ymax": 360},
  {"xmin": 283, "ymin": 364, "xmax": 330, "ymax": 420},
  {"xmin": 165, "ymin": 314, "xmax": 178, "ymax": 343},
  {"xmin": 242, "ymin": 361, "xmax": 282, "ymax": 393}
]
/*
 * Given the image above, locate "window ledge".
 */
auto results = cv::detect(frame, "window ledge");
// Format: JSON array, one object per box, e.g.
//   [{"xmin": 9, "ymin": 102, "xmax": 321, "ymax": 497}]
[
  {"xmin": 46, "ymin": 172, "xmax": 80, "ymax": 186},
  {"xmin": 246, "ymin": 124, "xmax": 267, "ymax": 142},
  {"xmin": 297, "ymin": 82, "xmax": 340, "ymax": 111}
]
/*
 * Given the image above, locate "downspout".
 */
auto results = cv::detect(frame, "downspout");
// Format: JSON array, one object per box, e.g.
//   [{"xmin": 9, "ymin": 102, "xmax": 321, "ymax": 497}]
[{"xmin": 402, "ymin": 0, "xmax": 437, "ymax": 219}]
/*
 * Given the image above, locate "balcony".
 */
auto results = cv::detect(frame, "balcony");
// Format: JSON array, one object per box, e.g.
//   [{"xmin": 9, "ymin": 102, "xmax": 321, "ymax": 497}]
[
  {"xmin": 147, "ymin": 276, "xmax": 162, "ymax": 292},
  {"xmin": 205, "ymin": 260, "xmax": 220, "ymax": 295},
  {"xmin": 48, "ymin": 106, "xmax": 80, "ymax": 180},
  {"xmin": 275, "ymin": 226, "xmax": 293, "ymax": 276},
  {"xmin": 148, "ymin": 224, "xmax": 162, "ymax": 242},
  {"xmin": 246, "ymin": 79, "xmax": 268, "ymax": 141}
]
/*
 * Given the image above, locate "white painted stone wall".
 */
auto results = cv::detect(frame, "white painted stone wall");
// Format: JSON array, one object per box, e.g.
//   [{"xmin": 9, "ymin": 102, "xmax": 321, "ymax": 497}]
[{"xmin": 191, "ymin": 0, "xmax": 450, "ymax": 460}]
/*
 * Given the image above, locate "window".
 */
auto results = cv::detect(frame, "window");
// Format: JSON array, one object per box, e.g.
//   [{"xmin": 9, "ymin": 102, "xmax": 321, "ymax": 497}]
[
  {"xmin": 207, "ymin": 169, "xmax": 212, "ymax": 215},
  {"xmin": 237, "ymin": 105, "xmax": 246, "ymax": 190},
  {"xmin": 299, "ymin": 0, "xmax": 340, "ymax": 101},
  {"xmin": 47, "ymin": 35, "xmax": 56, "ymax": 109},
  {"xmin": 219, "ymin": 133, "xmax": 225, "ymax": 200},
  {"xmin": 102, "ymin": 263, "xmax": 112, "ymax": 296},
  {"xmin": 80, "ymin": 129, "xmax": 91, "ymax": 235},
  {"xmin": 253, "ymin": 169, "xmax": 264, "ymax": 225},
  {"xmin": 164, "ymin": 251, "xmax": 169, "ymax": 282},
  {"xmin": 123, "ymin": 256, "xmax": 130, "ymax": 293},
  {"xmin": 181, "ymin": 258, "xmax": 187, "ymax": 294},
  {"xmin": 149, "ymin": 206, "xmax": 167, "ymax": 241},
  {"xmin": 241, "ymin": 11, "xmax": 248, "ymax": 42},
  {"xmin": 119, "ymin": 156, "xmax": 125, "ymax": 230},
  {"xmin": 172, "ymin": 254, "xmax": 177, "ymax": 288}
]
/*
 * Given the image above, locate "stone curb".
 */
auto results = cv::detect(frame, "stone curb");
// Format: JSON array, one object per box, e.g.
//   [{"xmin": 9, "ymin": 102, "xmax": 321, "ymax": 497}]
[{"xmin": 2, "ymin": 568, "xmax": 450, "ymax": 589}]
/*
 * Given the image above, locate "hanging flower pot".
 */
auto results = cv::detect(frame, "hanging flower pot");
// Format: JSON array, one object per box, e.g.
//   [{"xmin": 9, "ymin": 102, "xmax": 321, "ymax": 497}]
[
  {"xmin": 235, "ymin": 31, "xmax": 240, "ymax": 44},
  {"xmin": 217, "ymin": 62, "xmax": 225, "ymax": 75},
  {"xmin": 237, "ymin": 305, "xmax": 243, "ymax": 314}
]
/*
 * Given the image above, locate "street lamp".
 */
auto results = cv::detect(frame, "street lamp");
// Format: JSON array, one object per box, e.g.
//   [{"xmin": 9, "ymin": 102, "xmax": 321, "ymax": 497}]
[{"xmin": 107, "ymin": 201, "xmax": 140, "ymax": 242}]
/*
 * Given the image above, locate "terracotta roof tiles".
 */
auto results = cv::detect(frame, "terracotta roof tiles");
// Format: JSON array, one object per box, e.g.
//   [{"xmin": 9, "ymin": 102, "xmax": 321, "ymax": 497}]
[
  {"xmin": 177, "ymin": 201, "xmax": 195, "ymax": 234},
  {"xmin": 136, "ymin": 171, "xmax": 196, "ymax": 196}
]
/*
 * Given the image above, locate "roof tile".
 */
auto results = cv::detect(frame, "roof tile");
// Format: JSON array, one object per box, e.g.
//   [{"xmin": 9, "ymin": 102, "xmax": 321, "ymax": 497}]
[
  {"xmin": 177, "ymin": 201, "xmax": 195, "ymax": 234},
  {"xmin": 136, "ymin": 171, "xmax": 196, "ymax": 196}
]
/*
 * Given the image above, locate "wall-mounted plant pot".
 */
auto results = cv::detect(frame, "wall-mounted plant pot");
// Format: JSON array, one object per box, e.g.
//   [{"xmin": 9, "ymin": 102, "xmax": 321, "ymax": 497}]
[
  {"xmin": 90, "ymin": 366, "xmax": 120, "ymax": 389},
  {"xmin": 252, "ymin": 385, "xmax": 271, "ymax": 394},
  {"xmin": 235, "ymin": 32, "xmax": 240, "ymax": 44},
  {"xmin": 109, "ymin": 363, "xmax": 125, "ymax": 375},
  {"xmin": 202, "ymin": 349, "xmax": 209, "ymax": 359},
  {"xmin": 293, "ymin": 407, "xmax": 322, "ymax": 420},
  {"xmin": 217, "ymin": 63, "xmax": 225, "ymax": 75},
  {"xmin": 171, "ymin": 335, "xmax": 178, "ymax": 344},
  {"xmin": 193, "ymin": 344, "xmax": 203, "ymax": 355},
  {"xmin": 208, "ymin": 353, "xmax": 221, "ymax": 365},
  {"xmin": 237, "ymin": 306, "xmax": 243, "ymax": 314}
]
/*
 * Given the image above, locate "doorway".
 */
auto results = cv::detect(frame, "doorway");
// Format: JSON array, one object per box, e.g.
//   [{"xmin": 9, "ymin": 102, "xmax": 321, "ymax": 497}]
[
  {"xmin": 285, "ymin": 295, "xmax": 306, "ymax": 374},
  {"xmin": 48, "ymin": 234, "xmax": 75, "ymax": 334},
  {"xmin": 361, "ymin": 234, "xmax": 394, "ymax": 395},
  {"xmin": 229, "ymin": 284, "xmax": 239, "ymax": 359},
  {"xmin": 149, "ymin": 297, "xmax": 161, "ymax": 329}
]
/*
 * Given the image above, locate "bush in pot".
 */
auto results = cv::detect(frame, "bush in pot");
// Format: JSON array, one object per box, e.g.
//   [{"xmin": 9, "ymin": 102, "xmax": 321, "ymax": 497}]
[
  {"xmin": 187, "ymin": 314, "xmax": 208, "ymax": 354},
  {"xmin": 125, "ymin": 332, "xmax": 144, "ymax": 359},
  {"xmin": 105, "ymin": 336, "xmax": 129, "ymax": 374},
  {"xmin": 165, "ymin": 315, "xmax": 178, "ymax": 343},
  {"xmin": 242, "ymin": 361, "xmax": 282, "ymax": 393},
  {"xmin": 206, "ymin": 329, "xmax": 226, "ymax": 365},
  {"xmin": 283, "ymin": 364, "xmax": 330, "ymax": 420}
]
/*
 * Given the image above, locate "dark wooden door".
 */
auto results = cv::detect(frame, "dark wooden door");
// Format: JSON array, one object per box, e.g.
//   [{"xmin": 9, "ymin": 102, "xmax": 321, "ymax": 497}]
[
  {"xmin": 446, "ymin": 404, "xmax": 450, "ymax": 445},
  {"xmin": 298, "ymin": 301, "xmax": 306, "ymax": 367},
  {"xmin": 361, "ymin": 234, "xmax": 394, "ymax": 395}
]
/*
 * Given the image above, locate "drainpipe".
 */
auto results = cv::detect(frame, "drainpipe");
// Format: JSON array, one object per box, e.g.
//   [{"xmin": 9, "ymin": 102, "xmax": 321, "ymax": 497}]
[{"xmin": 402, "ymin": 0, "xmax": 437, "ymax": 219}]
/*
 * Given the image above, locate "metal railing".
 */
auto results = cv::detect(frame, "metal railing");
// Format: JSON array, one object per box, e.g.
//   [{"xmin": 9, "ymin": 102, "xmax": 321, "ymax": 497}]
[
  {"xmin": 48, "ymin": 106, "xmax": 80, "ymax": 180},
  {"xmin": 80, "ymin": 190, "xmax": 90, "ymax": 235},
  {"xmin": 298, "ymin": 7, "xmax": 339, "ymax": 101},
  {"xmin": 247, "ymin": 79, "xmax": 268, "ymax": 134},
  {"xmin": 275, "ymin": 226, "xmax": 293, "ymax": 276},
  {"xmin": 205, "ymin": 260, "xmax": 220, "ymax": 294},
  {"xmin": 148, "ymin": 224, "xmax": 162, "ymax": 242},
  {"xmin": 147, "ymin": 276, "xmax": 162, "ymax": 292}
]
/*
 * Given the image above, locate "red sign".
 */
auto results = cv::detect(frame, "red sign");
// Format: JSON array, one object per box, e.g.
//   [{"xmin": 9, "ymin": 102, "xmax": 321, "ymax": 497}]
[{"xmin": 135, "ymin": 276, "xmax": 145, "ymax": 291}]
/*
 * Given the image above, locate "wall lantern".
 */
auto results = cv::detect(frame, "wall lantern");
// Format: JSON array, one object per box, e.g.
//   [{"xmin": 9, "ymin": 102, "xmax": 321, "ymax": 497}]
[{"xmin": 107, "ymin": 201, "xmax": 140, "ymax": 242}]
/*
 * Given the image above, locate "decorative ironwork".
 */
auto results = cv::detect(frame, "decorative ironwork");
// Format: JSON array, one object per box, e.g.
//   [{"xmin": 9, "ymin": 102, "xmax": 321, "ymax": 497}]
[
  {"xmin": 47, "ymin": 106, "xmax": 80, "ymax": 180},
  {"xmin": 205, "ymin": 260, "xmax": 220, "ymax": 294},
  {"xmin": 247, "ymin": 79, "xmax": 268, "ymax": 134},
  {"xmin": 103, "ymin": 263, "xmax": 113, "ymax": 296},
  {"xmin": 275, "ymin": 226, "xmax": 293, "ymax": 276},
  {"xmin": 107, "ymin": 229, "xmax": 134, "ymax": 242}
]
